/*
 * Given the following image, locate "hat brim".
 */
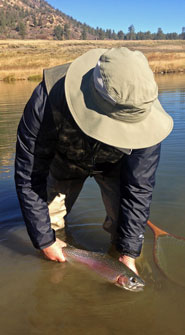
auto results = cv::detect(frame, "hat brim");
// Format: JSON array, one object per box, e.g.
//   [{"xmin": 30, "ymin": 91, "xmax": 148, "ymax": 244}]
[{"xmin": 65, "ymin": 49, "xmax": 173, "ymax": 149}]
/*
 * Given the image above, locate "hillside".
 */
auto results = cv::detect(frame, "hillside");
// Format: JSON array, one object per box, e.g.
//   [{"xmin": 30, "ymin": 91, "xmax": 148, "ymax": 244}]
[
  {"xmin": 0, "ymin": 0, "xmax": 97, "ymax": 39},
  {"xmin": 0, "ymin": 0, "xmax": 184, "ymax": 41}
]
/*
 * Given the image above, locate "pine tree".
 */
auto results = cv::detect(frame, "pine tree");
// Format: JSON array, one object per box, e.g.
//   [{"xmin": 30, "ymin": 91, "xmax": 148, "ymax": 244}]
[
  {"xmin": 53, "ymin": 25, "xmax": 63, "ymax": 40},
  {"xmin": 81, "ymin": 27, "xmax": 87, "ymax": 40},
  {"xmin": 17, "ymin": 21, "xmax": 26, "ymax": 39},
  {"xmin": 127, "ymin": 25, "xmax": 136, "ymax": 40},
  {"xmin": 156, "ymin": 28, "xmax": 165, "ymax": 40},
  {"xmin": 64, "ymin": 23, "xmax": 70, "ymax": 39},
  {"xmin": 117, "ymin": 30, "xmax": 124, "ymax": 40}
]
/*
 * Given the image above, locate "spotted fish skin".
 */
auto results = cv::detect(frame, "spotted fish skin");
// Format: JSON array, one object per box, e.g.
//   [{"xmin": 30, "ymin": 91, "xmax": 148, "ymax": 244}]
[{"xmin": 63, "ymin": 245, "xmax": 145, "ymax": 292}]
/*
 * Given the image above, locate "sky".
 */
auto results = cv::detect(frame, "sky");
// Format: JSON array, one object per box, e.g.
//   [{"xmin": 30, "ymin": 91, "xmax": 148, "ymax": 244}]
[{"xmin": 48, "ymin": 0, "xmax": 184, "ymax": 34}]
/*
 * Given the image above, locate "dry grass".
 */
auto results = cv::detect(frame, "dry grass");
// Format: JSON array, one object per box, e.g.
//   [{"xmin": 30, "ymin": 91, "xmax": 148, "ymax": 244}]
[
  {"xmin": 147, "ymin": 51, "xmax": 185, "ymax": 73},
  {"xmin": 1, "ymin": 39, "xmax": 185, "ymax": 80}
]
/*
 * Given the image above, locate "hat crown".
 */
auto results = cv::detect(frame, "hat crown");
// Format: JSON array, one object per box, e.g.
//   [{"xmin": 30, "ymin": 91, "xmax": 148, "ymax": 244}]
[{"xmin": 99, "ymin": 48, "xmax": 158, "ymax": 107}]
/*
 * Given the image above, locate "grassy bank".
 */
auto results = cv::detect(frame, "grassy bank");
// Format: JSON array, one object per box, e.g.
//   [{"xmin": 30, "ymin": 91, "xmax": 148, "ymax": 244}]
[{"xmin": 1, "ymin": 39, "xmax": 185, "ymax": 81}]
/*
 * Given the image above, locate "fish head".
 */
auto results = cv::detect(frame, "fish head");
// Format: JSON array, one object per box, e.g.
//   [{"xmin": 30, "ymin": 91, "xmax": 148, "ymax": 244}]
[{"xmin": 116, "ymin": 274, "xmax": 145, "ymax": 292}]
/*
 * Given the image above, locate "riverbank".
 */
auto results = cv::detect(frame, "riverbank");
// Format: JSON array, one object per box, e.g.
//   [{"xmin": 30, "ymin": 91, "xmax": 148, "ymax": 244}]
[{"xmin": 1, "ymin": 39, "xmax": 185, "ymax": 81}]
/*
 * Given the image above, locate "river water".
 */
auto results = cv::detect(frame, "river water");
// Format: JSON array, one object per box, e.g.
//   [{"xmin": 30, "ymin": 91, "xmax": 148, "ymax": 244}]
[{"xmin": 0, "ymin": 74, "xmax": 185, "ymax": 335}]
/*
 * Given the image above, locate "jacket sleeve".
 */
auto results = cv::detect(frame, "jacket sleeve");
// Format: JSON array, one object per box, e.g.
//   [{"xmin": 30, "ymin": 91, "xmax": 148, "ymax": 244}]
[
  {"xmin": 116, "ymin": 143, "xmax": 161, "ymax": 258},
  {"xmin": 15, "ymin": 82, "xmax": 58, "ymax": 249}
]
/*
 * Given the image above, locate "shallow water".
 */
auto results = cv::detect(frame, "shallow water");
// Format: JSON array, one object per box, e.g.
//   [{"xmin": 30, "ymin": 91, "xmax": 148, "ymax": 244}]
[{"xmin": 0, "ymin": 75, "xmax": 185, "ymax": 335}]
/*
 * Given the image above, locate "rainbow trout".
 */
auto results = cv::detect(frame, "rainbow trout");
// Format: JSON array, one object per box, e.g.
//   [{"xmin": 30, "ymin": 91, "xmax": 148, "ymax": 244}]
[{"xmin": 62, "ymin": 245, "xmax": 145, "ymax": 292}]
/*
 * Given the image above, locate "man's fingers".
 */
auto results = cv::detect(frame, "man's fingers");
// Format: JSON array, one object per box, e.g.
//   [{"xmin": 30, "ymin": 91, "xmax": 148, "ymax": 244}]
[
  {"xmin": 56, "ymin": 238, "xmax": 67, "ymax": 248},
  {"xmin": 56, "ymin": 254, "xmax": 66, "ymax": 263},
  {"xmin": 42, "ymin": 239, "xmax": 66, "ymax": 262}
]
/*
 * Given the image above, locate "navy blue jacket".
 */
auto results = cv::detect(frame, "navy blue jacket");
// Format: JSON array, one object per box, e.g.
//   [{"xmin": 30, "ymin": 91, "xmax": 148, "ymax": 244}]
[{"xmin": 15, "ymin": 81, "xmax": 161, "ymax": 257}]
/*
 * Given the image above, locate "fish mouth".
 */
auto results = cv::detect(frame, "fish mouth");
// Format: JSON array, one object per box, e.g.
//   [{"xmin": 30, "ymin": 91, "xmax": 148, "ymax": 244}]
[
  {"xmin": 116, "ymin": 275, "xmax": 145, "ymax": 292},
  {"xmin": 126, "ymin": 284, "xmax": 144, "ymax": 292}
]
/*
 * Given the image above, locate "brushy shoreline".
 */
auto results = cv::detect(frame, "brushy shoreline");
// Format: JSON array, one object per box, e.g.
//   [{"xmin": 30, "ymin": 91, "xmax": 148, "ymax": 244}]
[{"xmin": 1, "ymin": 39, "xmax": 185, "ymax": 81}]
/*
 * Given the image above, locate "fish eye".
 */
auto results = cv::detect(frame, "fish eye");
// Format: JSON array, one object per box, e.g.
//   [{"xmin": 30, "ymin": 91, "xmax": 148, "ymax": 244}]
[{"xmin": 130, "ymin": 277, "xmax": 137, "ymax": 283}]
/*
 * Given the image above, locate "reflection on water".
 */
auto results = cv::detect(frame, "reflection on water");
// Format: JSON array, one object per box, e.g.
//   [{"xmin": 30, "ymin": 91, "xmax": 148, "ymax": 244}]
[
  {"xmin": 156, "ymin": 234, "xmax": 185, "ymax": 287},
  {"xmin": 0, "ymin": 81, "xmax": 37, "ymax": 173},
  {"xmin": 151, "ymin": 74, "xmax": 185, "ymax": 238},
  {"xmin": 0, "ymin": 81, "xmax": 38, "ymax": 230},
  {"xmin": 0, "ymin": 75, "xmax": 185, "ymax": 335}
]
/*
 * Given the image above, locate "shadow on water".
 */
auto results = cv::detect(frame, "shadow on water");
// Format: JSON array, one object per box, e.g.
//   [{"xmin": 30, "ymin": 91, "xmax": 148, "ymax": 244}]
[{"xmin": 1, "ymin": 228, "xmax": 37, "ymax": 257}]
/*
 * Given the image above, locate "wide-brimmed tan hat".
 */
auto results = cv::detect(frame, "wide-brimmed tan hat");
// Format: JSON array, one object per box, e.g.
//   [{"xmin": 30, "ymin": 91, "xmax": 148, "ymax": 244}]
[{"xmin": 65, "ymin": 47, "xmax": 173, "ymax": 149}]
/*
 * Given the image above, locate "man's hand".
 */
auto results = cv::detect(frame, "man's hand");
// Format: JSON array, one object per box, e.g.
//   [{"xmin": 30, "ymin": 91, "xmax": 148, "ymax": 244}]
[
  {"xmin": 119, "ymin": 255, "xmax": 139, "ymax": 275},
  {"xmin": 42, "ymin": 238, "xmax": 67, "ymax": 262}
]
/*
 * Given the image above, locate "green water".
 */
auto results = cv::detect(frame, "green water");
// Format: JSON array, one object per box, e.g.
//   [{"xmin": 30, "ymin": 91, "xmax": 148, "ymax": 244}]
[{"xmin": 0, "ymin": 75, "xmax": 185, "ymax": 335}]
